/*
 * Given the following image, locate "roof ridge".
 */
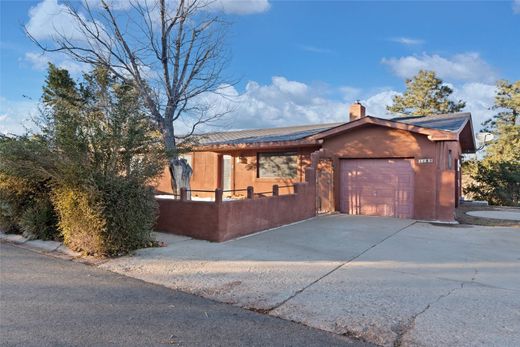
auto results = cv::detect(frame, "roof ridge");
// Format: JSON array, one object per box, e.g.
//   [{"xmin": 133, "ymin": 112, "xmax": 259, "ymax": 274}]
[
  {"xmin": 391, "ymin": 112, "xmax": 470, "ymax": 121},
  {"xmin": 196, "ymin": 121, "xmax": 345, "ymax": 136}
]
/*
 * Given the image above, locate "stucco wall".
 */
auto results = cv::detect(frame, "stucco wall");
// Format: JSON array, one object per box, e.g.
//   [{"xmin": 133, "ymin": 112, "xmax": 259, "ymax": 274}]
[
  {"xmin": 155, "ymin": 169, "xmax": 316, "ymax": 242},
  {"xmin": 153, "ymin": 148, "xmax": 317, "ymax": 198},
  {"xmin": 154, "ymin": 152, "xmax": 220, "ymax": 198},
  {"xmin": 320, "ymin": 124, "xmax": 460, "ymax": 221}
]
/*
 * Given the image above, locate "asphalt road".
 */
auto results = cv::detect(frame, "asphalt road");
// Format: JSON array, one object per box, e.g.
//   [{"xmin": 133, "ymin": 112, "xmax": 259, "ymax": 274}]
[{"xmin": 0, "ymin": 242, "xmax": 372, "ymax": 347}]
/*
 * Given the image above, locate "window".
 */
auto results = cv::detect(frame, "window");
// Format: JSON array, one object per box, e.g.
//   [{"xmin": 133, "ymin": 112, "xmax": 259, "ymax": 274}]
[
  {"xmin": 258, "ymin": 152, "xmax": 298, "ymax": 178},
  {"xmin": 448, "ymin": 150, "xmax": 452, "ymax": 170}
]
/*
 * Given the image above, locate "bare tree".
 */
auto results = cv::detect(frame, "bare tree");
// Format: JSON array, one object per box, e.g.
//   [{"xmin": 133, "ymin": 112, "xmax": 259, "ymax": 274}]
[{"xmin": 26, "ymin": 0, "xmax": 231, "ymax": 195}]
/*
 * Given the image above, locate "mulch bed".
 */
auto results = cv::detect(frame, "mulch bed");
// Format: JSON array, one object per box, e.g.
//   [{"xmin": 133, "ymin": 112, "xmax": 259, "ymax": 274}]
[{"xmin": 456, "ymin": 203, "xmax": 520, "ymax": 227}]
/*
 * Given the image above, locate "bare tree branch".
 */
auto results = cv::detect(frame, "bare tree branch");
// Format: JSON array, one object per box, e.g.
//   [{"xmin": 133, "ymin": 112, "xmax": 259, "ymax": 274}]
[{"xmin": 25, "ymin": 0, "xmax": 234, "ymax": 194}]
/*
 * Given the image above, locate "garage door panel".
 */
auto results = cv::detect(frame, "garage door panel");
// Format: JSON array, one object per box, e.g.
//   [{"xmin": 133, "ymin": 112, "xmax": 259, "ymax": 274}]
[{"xmin": 340, "ymin": 159, "xmax": 414, "ymax": 219}]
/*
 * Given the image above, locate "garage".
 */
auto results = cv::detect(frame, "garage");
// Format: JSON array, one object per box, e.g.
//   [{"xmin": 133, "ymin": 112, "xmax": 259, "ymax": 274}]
[{"xmin": 339, "ymin": 159, "xmax": 414, "ymax": 218}]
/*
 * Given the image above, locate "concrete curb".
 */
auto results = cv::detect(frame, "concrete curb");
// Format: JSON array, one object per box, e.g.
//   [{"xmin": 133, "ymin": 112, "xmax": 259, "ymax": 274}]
[{"xmin": 0, "ymin": 232, "xmax": 82, "ymax": 259}]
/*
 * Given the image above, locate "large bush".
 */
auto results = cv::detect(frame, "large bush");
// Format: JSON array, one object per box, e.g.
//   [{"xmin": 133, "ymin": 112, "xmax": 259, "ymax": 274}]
[
  {"xmin": 53, "ymin": 178, "xmax": 157, "ymax": 256},
  {"xmin": 0, "ymin": 173, "xmax": 30, "ymax": 234},
  {"xmin": 1, "ymin": 64, "xmax": 165, "ymax": 255},
  {"xmin": 18, "ymin": 195, "xmax": 59, "ymax": 240},
  {"xmin": 0, "ymin": 138, "xmax": 59, "ymax": 240}
]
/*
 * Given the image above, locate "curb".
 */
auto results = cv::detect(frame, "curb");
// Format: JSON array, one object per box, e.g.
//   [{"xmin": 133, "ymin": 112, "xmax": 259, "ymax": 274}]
[{"xmin": 0, "ymin": 232, "xmax": 82, "ymax": 259}]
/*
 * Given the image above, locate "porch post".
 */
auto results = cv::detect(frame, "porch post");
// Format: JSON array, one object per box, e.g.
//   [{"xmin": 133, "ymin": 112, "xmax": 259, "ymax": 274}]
[
  {"xmin": 272, "ymin": 185, "xmax": 279, "ymax": 196},
  {"xmin": 247, "ymin": 186, "xmax": 254, "ymax": 199},
  {"xmin": 215, "ymin": 188, "xmax": 223, "ymax": 204}
]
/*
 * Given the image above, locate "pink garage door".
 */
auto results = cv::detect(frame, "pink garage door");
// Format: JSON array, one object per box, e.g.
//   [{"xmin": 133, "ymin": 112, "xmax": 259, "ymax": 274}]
[{"xmin": 340, "ymin": 159, "xmax": 414, "ymax": 219}]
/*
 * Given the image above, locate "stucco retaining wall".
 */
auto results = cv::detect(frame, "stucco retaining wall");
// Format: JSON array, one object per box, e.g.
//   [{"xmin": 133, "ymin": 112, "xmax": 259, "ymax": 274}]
[{"xmin": 155, "ymin": 169, "xmax": 316, "ymax": 242}]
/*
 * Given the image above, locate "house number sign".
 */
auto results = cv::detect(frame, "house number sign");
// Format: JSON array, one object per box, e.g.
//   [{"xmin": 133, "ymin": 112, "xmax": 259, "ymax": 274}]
[{"xmin": 417, "ymin": 158, "xmax": 434, "ymax": 164}]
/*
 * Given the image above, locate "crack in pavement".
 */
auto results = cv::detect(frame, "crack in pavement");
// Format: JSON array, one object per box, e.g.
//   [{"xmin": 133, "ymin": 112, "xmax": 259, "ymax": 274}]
[
  {"xmin": 266, "ymin": 221, "xmax": 417, "ymax": 314},
  {"xmin": 385, "ymin": 267, "xmax": 518, "ymax": 292},
  {"xmin": 392, "ymin": 268, "xmax": 480, "ymax": 347}
]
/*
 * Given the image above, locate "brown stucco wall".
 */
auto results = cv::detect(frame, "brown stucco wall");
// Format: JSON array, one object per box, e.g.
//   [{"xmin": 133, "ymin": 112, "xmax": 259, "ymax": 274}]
[
  {"xmin": 155, "ymin": 169, "xmax": 316, "ymax": 241},
  {"xmin": 155, "ymin": 199, "xmax": 220, "ymax": 240},
  {"xmin": 153, "ymin": 148, "xmax": 316, "ymax": 198},
  {"xmin": 154, "ymin": 152, "xmax": 220, "ymax": 197},
  {"xmin": 319, "ymin": 124, "xmax": 460, "ymax": 221}
]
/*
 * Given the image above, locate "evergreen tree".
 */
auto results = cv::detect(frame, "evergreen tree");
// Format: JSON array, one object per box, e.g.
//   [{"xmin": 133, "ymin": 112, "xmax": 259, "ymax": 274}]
[
  {"xmin": 465, "ymin": 79, "xmax": 520, "ymax": 206},
  {"xmin": 387, "ymin": 70, "xmax": 466, "ymax": 116},
  {"xmin": 1, "ymin": 64, "xmax": 166, "ymax": 255},
  {"xmin": 483, "ymin": 80, "xmax": 520, "ymax": 131}
]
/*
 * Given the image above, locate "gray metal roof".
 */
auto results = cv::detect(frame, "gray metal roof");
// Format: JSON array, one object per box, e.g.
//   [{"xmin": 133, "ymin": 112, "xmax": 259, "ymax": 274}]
[
  {"xmin": 390, "ymin": 112, "xmax": 471, "ymax": 132},
  {"xmin": 195, "ymin": 113, "xmax": 471, "ymax": 147},
  {"xmin": 196, "ymin": 122, "xmax": 343, "ymax": 145}
]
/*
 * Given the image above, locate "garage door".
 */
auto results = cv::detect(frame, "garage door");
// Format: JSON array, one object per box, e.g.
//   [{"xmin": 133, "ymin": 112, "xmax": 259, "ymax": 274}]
[{"xmin": 340, "ymin": 159, "xmax": 414, "ymax": 218}]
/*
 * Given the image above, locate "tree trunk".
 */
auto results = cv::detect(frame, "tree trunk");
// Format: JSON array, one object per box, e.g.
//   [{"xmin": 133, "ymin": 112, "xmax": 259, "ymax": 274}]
[
  {"xmin": 169, "ymin": 158, "xmax": 192, "ymax": 198},
  {"xmin": 162, "ymin": 109, "xmax": 193, "ymax": 198}
]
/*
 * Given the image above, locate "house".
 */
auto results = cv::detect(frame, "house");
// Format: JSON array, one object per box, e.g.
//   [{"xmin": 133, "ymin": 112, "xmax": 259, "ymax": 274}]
[{"xmin": 155, "ymin": 102, "xmax": 476, "ymax": 222}]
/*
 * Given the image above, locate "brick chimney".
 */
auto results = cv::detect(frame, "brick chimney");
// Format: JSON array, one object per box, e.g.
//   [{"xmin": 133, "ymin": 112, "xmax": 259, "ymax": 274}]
[{"xmin": 349, "ymin": 101, "xmax": 366, "ymax": 122}]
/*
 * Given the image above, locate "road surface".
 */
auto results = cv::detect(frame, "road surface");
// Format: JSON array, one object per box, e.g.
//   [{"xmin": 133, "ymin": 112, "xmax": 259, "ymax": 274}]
[{"xmin": 0, "ymin": 242, "xmax": 371, "ymax": 347}]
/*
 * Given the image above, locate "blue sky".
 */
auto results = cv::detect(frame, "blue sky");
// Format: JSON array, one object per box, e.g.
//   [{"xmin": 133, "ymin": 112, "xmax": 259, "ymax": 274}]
[{"xmin": 1, "ymin": 0, "xmax": 520, "ymax": 134}]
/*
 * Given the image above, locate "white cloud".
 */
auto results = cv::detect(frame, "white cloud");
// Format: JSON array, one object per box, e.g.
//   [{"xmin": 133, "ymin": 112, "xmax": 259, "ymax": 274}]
[
  {"xmin": 194, "ymin": 75, "xmax": 497, "ymax": 134},
  {"xmin": 339, "ymin": 86, "xmax": 362, "ymax": 102},
  {"xmin": 358, "ymin": 83, "xmax": 496, "ymax": 131},
  {"xmin": 90, "ymin": 0, "xmax": 272, "ymax": 14},
  {"xmin": 361, "ymin": 89, "xmax": 400, "ymax": 119},
  {"xmin": 382, "ymin": 52, "xmax": 498, "ymax": 83},
  {"xmin": 0, "ymin": 97, "xmax": 39, "ymax": 135},
  {"xmin": 25, "ymin": 0, "xmax": 88, "ymax": 41},
  {"xmin": 24, "ymin": 52, "xmax": 49, "ymax": 71},
  {"xmin": 207, "ymin": 0, "xmax": 270, "ymax": 14},
  {"xmin": 24, "ymin": 51, "xmax": 87, "ymax": 75},
  {"xmin": 298, "ymin": 45, "xmax": 333, "ymax": 54},
  {"xmin": 452, "ymin": 83, "xmax": 496, "ymax": 129},
  {"xmin": 514, "ymin": 0, "xmax": 520, "ymax": 14},
  {"xmin": 389, "ymin": 37, "xmax": 424, "ymax": 45},
  {"xmin": 199, "ymin": 77, "xmax": 349, "ymax": 131}
]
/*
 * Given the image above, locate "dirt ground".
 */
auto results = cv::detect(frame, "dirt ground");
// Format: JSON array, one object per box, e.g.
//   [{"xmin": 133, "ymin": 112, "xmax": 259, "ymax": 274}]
[{"xmin": 456, "ymin": 203, "xmax": 520, "ymax": 227}]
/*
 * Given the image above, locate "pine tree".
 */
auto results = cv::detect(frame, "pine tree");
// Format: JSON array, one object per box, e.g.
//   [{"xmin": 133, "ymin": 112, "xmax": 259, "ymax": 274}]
[
  {"xmin": 387, "ymin": 70, "xmax": 466, "ymax": 116},
  {"xmin": 483, "ymin": 80, "xmax": 520, "ymax": 131},
  {"xmin": 464, "ymin": 79, "xmax": 520, "ymax": 206}
]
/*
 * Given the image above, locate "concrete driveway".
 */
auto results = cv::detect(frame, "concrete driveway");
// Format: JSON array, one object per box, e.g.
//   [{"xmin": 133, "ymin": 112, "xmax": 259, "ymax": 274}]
[{"xmin": 101, "ymin": 215, "xmax": 520, "ymax": 347}]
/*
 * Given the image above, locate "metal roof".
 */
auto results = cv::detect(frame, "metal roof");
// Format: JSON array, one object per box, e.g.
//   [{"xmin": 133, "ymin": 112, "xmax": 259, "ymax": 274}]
[
  {"xmin": 390, "ymin": 112, "xmax": 471, "ymax": 132},
  {"xmin": 195, "ymin": 113, "xmax": 471, "ymax": 147},
  {"xmin": 196, "ymin": 122, "xmax": 343, "ymax": 145}
]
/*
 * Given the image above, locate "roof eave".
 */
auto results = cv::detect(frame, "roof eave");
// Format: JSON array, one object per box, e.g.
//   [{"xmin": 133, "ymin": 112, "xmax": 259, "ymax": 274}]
[
  {"xmin": 193, "ymin": 139, "xmax": 319, "ymax": 152},
  {"xmin": 457, "ymin": 117, "xmax": 477, "ymax": 153}
]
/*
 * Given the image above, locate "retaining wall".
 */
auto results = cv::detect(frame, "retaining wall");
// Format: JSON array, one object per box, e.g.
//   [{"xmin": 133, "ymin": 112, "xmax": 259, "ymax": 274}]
[{"xmin": 155, "ymin": 169, "xmax": 316, "ymax": 242}]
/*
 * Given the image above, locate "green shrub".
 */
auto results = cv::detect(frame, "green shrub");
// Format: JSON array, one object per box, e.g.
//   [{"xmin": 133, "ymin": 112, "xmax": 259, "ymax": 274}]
[
  {"xmin": 52, "ymin": 186, "xmax": 105, "ymax": 254},
  {"xmin": 18, "ymin": 196, "xmax": 59, "ymax": 240},
  {"xmin": 1, "ymin": 66, "xmax": 165, "ymax": 256},
  {"xmin": 0, "ymin": 174, "xmax": 29, "ymax": 233},
  {"xmin": 0, "ymin": 172, "xmax": 59, "ymax": 239},
  {"xmin": 53, "ymin": 177, "xmax": 157, "ymax": 256},
  {"xmin": 0, "ymin": 199, "xmax": 19, "ymax": 234}
]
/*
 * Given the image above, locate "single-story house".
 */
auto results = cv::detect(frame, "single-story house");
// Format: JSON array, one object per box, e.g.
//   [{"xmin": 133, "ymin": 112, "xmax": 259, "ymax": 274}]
[{"xmin": 155, "ymin": 102, "xmax": 476, "ymax": 222}]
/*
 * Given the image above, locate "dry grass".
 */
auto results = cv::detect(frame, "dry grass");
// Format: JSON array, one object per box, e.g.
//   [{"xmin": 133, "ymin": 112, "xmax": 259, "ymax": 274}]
[{"xmin": 456, "ymin": 203, "xmax": 520, "ymax": 227}]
